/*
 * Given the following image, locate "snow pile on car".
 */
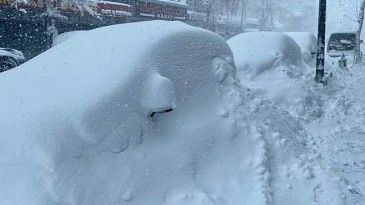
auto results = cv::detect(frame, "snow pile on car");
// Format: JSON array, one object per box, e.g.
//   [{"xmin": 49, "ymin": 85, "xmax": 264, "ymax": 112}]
[
  {"xmin": 285, "ymin": 32, "xmax": 317, "ymax": 64},
  {"xmin": 228, "ymin": 31, "xmax": 305, "ymax": 79},
  {"xmin": 52, "ymin": 30, "xmax": 86, "ymax": 47},
  {"xmin": 0, "ymin": 21, "xmax": 327, "ymax": 205},
  {"xmin": 228, "ymin": 32, "xmax": 329, "ymax": 121}
]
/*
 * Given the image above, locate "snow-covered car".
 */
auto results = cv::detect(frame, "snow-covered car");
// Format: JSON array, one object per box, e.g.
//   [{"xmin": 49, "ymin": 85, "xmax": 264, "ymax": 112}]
[
  {"xmin": 0, "ymin": 21, "xmax": 313, "ymax": 205},
  {"xmin": 0, "ymin": 48, "xmax": 25, "ymax": 72},
  {"xmin": 0, "ymin": 20, "xmax": 236, "ymax": 204},
  {"xmin": 285, "ymin": 32, "xmax": 317, "ymax": 64},
  {"xmin": 227, "ymin": 32, "xmax": 323, "ymax": 121},
  {"xmin": 227, "ymin": 31, "xmax": 305, "ymax": 80},
  {"xmin": 52, "ymin": 30, "xmax": 86, "ymax": 47}
]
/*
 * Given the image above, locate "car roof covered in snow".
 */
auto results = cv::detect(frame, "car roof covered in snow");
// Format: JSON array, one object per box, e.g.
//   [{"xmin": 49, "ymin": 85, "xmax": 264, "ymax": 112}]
[
  {"xmin": 228, "ymin": 31, "xmax": 303, "ymax": 79},
  {"xmin": 0, "ymin": 20, "xmax": 237, "ymax": 205}
]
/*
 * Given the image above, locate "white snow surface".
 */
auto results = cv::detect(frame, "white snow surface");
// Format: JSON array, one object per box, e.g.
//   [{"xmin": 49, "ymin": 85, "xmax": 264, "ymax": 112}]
[
  {"xmin": 0, "ymin": 21, "xmax": 314, "ymax": 205},
  {"xmin": 228, "ymin": 29, "xmax": 365, "ymax": 205},
  {"xmin": 4, "ymin": 21, "xmax": 364, "ymax": 205},
  {"xmin": 304, "ymin": 62, "xmax": 365, "ymax": 205},
  {"xmin": 52, "ymin": 30, "xmax": 86, "ymax": 47}
]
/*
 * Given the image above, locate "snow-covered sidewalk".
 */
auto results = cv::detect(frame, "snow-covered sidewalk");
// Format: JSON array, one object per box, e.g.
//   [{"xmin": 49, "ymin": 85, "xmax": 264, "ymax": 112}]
[{"xmin": 305, "ymin": 63, "xmax": 365, "ymax": 205}]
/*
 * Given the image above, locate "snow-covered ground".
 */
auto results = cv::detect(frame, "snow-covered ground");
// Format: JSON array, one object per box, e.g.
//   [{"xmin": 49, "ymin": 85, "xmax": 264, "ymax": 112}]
[
  {"xmin": 1, "ymin": 20, "xmax": 365, "ymax": 205},
  {"xmin": 305, "ymin": 61, "xmax": 365, "ymax": 205},
  {"xmin": 229, "ymin": 30, "xmax": 365, "ymax": 204}
]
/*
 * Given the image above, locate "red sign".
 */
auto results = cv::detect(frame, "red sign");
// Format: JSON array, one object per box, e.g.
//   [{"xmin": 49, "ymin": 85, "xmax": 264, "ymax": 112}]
[
  {"xmin": 96, "ymin": 1, "xmax": 133, "ymax": 17},
  {"xmin": 138, "ymin": 1, "xmax": 187, "ymax": 19}
]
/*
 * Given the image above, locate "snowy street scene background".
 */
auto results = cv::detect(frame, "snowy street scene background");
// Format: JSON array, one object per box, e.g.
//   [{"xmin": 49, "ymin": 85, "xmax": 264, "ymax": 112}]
[{"xmin": 2, "ymin": 0, "xmax": 365, "ymax": 205}]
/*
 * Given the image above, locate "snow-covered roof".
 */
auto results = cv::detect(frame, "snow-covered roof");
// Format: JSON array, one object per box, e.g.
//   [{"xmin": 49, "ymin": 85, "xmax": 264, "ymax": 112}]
[
  {"xmin": 52, "ymin": 30, "xmax": 86, "ymax": 47},
  {"xmin": 228, "ymin": 31, "xmax": 304, "ymax": 79}
]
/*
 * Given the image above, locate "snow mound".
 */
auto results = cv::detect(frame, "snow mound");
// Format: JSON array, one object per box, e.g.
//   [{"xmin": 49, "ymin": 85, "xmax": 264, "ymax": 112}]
[
  {"xmin": 227, "ymin": 31, "xmax": 305, "ymax": 80},
  {"xmin": 1, "ymin": 21, "xmax": 314, "ymax": 205},
  {"xmin": 285, "ymin": 32, "xmax": 317, "ymax": 64}
]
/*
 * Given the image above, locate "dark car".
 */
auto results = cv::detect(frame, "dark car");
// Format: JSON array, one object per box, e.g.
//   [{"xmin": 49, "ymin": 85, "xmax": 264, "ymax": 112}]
[
  {"xmin": 0, "ymin": 48, "xmax": 26, "ymax": 72},
  {"xmin": 327, "ymin": 32, "xmax": 358, "ymax": 57}
]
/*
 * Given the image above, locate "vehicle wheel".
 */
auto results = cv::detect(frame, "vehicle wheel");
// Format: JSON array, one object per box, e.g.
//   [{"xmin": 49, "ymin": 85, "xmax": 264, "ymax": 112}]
[{"xmin": 0, "ymin": 58, "xmax": 17, "ymax": 72}]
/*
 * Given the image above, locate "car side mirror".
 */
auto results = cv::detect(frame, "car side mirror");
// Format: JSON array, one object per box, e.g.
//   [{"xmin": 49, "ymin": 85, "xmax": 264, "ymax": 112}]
[
  {"xmin": 141, "ymin": 73, "xmax": 177, "ymax": 117},
  {"xmin": 361, "ymin": 40, "xmax": 364, "ymax": 44}
]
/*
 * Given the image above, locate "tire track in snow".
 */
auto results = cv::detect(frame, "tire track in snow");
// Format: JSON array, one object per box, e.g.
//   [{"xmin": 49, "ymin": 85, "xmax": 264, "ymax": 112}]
[
  {"xmin": 224, "ymin": 84, "xmax": 273, "ymax": 205},
  {"xmin": 220, "ymin": 57, "xmax": 320, "ymax": 205},
  {"xmin": 253, "ymin": 126, "xmax": 274, "ymax": 205}
]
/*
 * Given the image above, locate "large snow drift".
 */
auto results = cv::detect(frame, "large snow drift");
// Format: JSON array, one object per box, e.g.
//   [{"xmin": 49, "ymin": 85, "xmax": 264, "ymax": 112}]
[{"xmin": 1, "ymin": 21, "xmax": 315, "ymax": 205}]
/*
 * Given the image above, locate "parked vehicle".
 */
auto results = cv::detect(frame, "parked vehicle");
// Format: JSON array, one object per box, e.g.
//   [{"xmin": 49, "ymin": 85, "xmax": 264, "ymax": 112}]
[
  {"xmin": 0, "ymin": 21, "xmax": 241, "ymax": 204},
  {"xmin": 327, "ymin": 32, "xmax": 360, "ymax": 57},
  {"xmin": 0, "ymin": 48, "xmax": 25, "ymax": 72},
  {"xmin": 285, "ymin": 32, "xmax": 317, "ymax": 64}
]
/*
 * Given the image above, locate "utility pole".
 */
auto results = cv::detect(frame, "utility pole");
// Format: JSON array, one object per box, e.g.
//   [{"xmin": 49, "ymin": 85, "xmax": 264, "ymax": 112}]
[
  {"xmin": 315, "ymin": 0, "xmax": 326, "ymax": 83},
  {"xmin": 43, "ymin": 0, "xmax": 51, "ymax": 49},
  {"xmin": 240, "ymin": 1, "xmax": 245, "ymax": 32}
]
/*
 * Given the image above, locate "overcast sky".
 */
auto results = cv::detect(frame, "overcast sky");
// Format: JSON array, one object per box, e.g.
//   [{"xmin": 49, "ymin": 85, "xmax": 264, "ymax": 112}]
[
  {"xmin": 327, "ymin": 0, "xmax": 360, "ymax": 33},
  {"xmin": 273, "ymin": 0, "xmax": 358, "ymax": 34}
]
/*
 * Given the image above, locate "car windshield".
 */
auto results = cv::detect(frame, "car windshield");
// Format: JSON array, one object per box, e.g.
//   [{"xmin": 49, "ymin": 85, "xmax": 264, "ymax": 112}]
[
  {"xmin": 3, "ymin": 1, "xmax": 365, "ymax": 205},
  {"xmin": 328, "ymin": 33, "xmax": 356, "ymax": 51}
]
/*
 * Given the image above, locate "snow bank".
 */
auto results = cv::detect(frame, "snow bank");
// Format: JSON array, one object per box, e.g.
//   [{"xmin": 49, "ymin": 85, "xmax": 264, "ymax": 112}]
[
  {"xmin": 285, "ymin": 32, "xmax": 317, "ymax": 64},
  {"xmin": 1, "ymin": 21, "xmax": 314, "ymax": 205}
]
